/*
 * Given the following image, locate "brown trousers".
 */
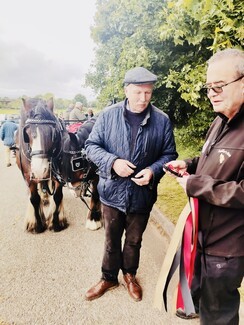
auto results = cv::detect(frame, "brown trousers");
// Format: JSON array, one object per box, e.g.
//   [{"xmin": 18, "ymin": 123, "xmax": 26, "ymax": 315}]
[{"xmin": 101, "ymin": 204, "xmax": 150, "ymax": 281}]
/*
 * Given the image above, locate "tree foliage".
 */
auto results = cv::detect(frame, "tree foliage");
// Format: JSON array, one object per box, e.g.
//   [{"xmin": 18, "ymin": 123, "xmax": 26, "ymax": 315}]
[
  {"xmin": 86, "ymin": 0, "xmax": 243, "ymax": 144},
  {"xmin": 74, "ymin": 94, "xmax": 88, "ymax": 107},
  {"xmin": 86, "ymin": 0, "xmax": 165, "ymax": 108},
  {"xmin": 159, "ymin": 0, "xmax": 243, "ymax": 104}
]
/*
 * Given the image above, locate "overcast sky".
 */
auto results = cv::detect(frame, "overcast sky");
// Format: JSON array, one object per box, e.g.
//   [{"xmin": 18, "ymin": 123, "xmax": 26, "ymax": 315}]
[{"xmin": 0, "ymin": 0, "xmax": 97, "ymax": 100}]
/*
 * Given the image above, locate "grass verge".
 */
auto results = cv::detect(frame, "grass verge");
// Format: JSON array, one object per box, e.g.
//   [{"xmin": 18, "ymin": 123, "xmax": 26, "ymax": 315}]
[
  {"xmin": 156, "ymin": 175, "xmax": 187, "ymax": 224},
  {"xmin": 156, "ymin": 136, "xmax": 201, "ymax": 224}
]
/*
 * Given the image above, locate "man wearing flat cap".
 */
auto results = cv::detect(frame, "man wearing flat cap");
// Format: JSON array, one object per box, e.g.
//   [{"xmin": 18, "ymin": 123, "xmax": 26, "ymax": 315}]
[{"xmin": 85, "ymin": 67, "xmax": 178, "ymax": 302}]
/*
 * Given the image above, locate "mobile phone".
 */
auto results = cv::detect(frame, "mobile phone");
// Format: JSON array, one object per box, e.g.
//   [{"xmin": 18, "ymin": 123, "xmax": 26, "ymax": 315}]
[{"xmin": 163, "ymin": 164, "xmax": 183, "ymax": 178}]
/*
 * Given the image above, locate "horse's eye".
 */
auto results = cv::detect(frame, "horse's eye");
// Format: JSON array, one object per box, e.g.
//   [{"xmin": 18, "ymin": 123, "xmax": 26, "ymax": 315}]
[{"xmin": 23, "ymin": 128, "xmax": 30, "ymax": 143}]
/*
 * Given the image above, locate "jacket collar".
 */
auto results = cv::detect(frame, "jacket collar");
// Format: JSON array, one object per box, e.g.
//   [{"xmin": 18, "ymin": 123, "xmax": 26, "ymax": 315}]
[
  {"xmin": 217, "ymin": 104, "xmax": 244, "ymax": 126},
  {"xmin": 123, "ymin": 99, "xmax": 151, "ymax": 125}
]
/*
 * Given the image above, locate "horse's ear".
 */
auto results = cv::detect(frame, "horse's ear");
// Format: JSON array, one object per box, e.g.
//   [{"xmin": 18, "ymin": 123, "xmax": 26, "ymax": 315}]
[
  {"xmin": 22, "ymin": 98, "xmax": 28, "ymax": 110},
  {"xmin": 47, "ymin": 98, "xmax": 54, "ymax": 111},
  {"xmin": 22, "ymin": 98, "xmax": 31, "ymax": 113},
  {"xmin": 69, "ymin": 132, "xmax": 79, "ymax": 146}
]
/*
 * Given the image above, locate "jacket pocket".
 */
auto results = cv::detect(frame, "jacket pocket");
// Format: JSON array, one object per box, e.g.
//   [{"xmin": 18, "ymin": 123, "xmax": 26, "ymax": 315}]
[
  {"xmin": 98, "ymin": 177, "xmax": 120, "ymax": 204},
  {"xmin": 130, "ymin": 185, "xmax": 157, "ymax": 212}
]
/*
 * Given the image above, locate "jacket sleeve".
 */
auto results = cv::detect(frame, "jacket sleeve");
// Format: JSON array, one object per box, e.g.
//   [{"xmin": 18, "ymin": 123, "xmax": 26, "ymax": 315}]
[
  {"xmin": 186, "ymin": 168, "xmax": 244, "ymax": 209},
  {"xmin": 147, "ymin": 118, "xmax": 178, "ymax": 181},
  {"xmin": 185, "ymin": 157, "xmax": 200, "ymax": 174},
  {"xmin": 0, "ymin": 125, "xmax": 4, "ymax": 141},
  {"xmin": 75, "ymin": 109, "xmax": 86, "ymax": 120},
  {"xmin": 85, "ymin": 112, "xmax": 118, "ymax": 179}
]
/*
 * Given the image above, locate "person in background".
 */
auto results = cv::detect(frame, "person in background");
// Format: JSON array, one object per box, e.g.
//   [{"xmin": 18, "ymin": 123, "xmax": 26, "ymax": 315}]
[
  {"xmin": 63, "ymin": 103, "xmax": 74, "ymax": 121},
  {"xmin": 0, "ymin": 115, "xmax": 18, "ymax": 167},
  {"xmin": 69, "ymin": 102, "xmax": 87, "ymax": 121},
  {"xmin": 87, "ymin": 108, "xmax": 94, "ymax": 120},
  {"xmin": 84, "ymin": 67, "xmax": 178, "ymax": 302},
  {"xmin": 165, "ymin": 48, "xmax": 244, "ymax": 325}
]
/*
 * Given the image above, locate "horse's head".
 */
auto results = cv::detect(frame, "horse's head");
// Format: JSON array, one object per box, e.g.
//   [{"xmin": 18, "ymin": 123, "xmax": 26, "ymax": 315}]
[
  {"xmin": 61, "ymin": 119, "xmax": 97, "ymax": 187},
  {"xmin": 61, "ymin": 132, "xmax": 89, "ymax": 186},
  {"xmin": 21, "ymin": 98, "xmax": 63, "ymax": 182}
]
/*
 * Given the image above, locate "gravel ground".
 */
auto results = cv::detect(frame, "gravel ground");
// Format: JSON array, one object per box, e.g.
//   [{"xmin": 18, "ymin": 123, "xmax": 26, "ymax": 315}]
[{"xmin": 0, "ymin": 142, "xmax": 242, "ymax": 325}]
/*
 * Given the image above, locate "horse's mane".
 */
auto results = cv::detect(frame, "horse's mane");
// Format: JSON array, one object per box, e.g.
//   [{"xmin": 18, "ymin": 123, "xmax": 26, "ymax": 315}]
[
  {"xmin": 20, "ymin": 98, "xmax": 56, "ymax": 124},
  {"xmin": 76, "ymin": 118, "xmax": 96, "ymax": 148}
]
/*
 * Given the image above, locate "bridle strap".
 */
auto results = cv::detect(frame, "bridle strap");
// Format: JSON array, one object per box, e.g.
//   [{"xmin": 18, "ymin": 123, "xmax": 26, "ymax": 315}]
[
  {"xmin": 25, "ymin": 119, "xmax": 56, "ymax": 125},
  {"xmin": 30, "ymin": 150, "xmax": 47, "ymax": 157}
]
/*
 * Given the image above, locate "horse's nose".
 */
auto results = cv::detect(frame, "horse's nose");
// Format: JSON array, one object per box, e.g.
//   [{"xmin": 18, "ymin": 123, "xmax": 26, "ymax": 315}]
[{"xmin": 31, "ymin": 158, "xmax": 50, "ymax": 180}]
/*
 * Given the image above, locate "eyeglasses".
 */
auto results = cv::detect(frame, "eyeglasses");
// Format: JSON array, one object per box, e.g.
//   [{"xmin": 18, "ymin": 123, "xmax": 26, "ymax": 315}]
[{"xmin": 203, "ymin": 75, "xmax": 243, "ymax": 94}]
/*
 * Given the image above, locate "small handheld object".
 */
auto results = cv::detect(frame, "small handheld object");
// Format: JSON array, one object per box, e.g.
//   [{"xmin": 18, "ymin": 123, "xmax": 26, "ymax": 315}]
[{"xmin": 163, "ymin": 164, "xmax": 183, "ymax": 178}]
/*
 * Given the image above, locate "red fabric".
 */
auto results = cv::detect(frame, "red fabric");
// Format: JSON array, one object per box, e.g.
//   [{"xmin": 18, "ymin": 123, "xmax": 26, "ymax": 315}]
[
  {"xmin": 176, "ymin": 197, "xmax": 199, "ymax": 310},
  {"xmin": 67, "ymin": 122, "xmax": 83, "ymax": 133}
]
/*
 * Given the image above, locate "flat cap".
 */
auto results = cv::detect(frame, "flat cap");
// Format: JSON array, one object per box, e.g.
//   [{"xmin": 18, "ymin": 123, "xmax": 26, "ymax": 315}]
[{"xmin": 124, "ymin": 67, "xmax": 157, "ymax": 85}]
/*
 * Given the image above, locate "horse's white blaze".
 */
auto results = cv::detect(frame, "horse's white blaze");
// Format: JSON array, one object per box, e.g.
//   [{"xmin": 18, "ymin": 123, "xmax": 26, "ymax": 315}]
[{"xmin": 31, "ymin": 127, "xmax": 50, "ymax": 180}]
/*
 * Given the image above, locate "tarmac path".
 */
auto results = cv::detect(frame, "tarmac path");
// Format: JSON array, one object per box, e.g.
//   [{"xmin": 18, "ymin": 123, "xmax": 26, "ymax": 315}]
[{"xmin": 0, "ymin": 141, "xmax": 241, "ymax": 325}]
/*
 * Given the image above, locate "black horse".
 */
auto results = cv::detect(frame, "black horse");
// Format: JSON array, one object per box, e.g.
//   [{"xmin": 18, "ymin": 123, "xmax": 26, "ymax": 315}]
[
  {"xmin": 61, "ymin": 118, "xmax": 102, "ymax": 230},
  {"xmin": 16, "ymin": 98, "xmax": 68, "ymax": 233}
]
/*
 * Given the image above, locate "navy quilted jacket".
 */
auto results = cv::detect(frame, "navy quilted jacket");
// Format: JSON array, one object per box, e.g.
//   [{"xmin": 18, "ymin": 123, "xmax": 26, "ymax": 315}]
[{"xmin": 85, "ymin": 100, "xmax": 178, "ymax": 213}]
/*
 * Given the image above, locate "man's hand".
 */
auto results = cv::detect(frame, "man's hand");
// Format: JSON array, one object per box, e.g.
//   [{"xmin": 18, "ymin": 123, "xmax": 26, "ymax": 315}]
[
  {"xmin": 131, "ymin": 168, "xmax": 153, "ymax": 186},
  {"xmin": 163, "ymin": 160, "xmax": 187, "ymax": 178},
  {"xmin": 112, "ymin": 159, "xmax": 136, "ymax": 177}
]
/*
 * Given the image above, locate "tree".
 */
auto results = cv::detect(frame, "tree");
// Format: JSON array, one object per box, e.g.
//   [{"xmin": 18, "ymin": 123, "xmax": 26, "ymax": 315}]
[
  {"xmin": 86, "ymin": 0, "xmax": 165, "ymax": 109},
  {"xmin": 74, "ymin": 94, "xmax": 88, "ymax": 107},
  {"xmin": 157, "ymin": 0, "xmax": 243, "ymax": 143},
  {"xmin": 85, "ymin": 0, "xmax": 243, "ymax": 144}
]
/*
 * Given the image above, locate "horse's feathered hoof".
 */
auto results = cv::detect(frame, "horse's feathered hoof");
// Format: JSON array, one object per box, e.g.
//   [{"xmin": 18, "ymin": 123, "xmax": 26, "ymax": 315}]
[
  {"xmin": 49, "ymin": 220, "xmax": 68, "ymax": 232},
  {"xmin": 25, "ymin": 222, "xmax": 47, "ymax": 234},
  {"xmin": 85, "ymin": 219, "xmax": 102, "ymax": 231}
]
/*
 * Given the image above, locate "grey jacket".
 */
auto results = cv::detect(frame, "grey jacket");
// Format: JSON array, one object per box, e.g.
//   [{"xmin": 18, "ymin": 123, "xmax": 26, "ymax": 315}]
[
  {"xmin": 85, "ymin": 100, "xmax": 178, "ymax": 214},
  {"xmin": 69, "ymin": 108, "xmax": 86, "ymax": 121}
]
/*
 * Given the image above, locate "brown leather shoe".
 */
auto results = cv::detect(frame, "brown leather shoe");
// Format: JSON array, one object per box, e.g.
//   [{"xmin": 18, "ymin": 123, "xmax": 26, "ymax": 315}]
[
  {"xmin": 123, "ymin": 273, "xmax": 142, "ymax": 302},
  {"xmin": 85, "ymin": 279, "xmax": 119, "ymax": 301}
]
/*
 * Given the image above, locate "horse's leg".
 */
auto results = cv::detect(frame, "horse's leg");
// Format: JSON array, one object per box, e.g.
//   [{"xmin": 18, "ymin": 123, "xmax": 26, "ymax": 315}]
[
  {"xmin": 86, "ymin": 178, "xmax": 102, "ymax": 231},
  {"xmin": 47, "ymin": 181, "xmax": 68, "ymax": 232},
  {"xmin": 25, "ymin": 183, "xmax": 47, "ymax": 233}
]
